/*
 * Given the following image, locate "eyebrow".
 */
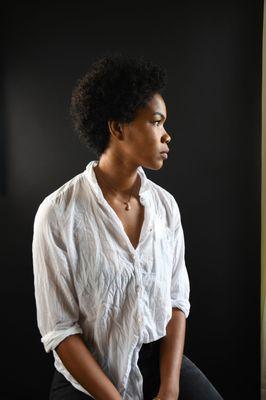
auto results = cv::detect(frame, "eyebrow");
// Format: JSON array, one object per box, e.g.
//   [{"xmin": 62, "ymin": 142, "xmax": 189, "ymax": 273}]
[{"xmin": 152, "ymin": 112, "xmax": 166, "ymax": 119}]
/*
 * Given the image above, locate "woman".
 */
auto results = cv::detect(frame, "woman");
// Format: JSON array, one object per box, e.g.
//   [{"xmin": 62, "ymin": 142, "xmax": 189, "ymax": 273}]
[{"xmin": 32, "ymin": 52, "xmax": 223, "ymax": 400}]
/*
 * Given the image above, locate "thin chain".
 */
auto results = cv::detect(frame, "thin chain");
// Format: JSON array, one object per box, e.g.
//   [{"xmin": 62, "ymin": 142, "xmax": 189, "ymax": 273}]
[{"xmin": 94, "ymin": 165, "xmax": 139, "ymax": 211}]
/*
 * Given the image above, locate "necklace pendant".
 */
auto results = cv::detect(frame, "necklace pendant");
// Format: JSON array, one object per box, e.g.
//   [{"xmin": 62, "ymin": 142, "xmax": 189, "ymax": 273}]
[{"xmin": 124, "ymin": 201, "xmax": 131, "ymax": 211}]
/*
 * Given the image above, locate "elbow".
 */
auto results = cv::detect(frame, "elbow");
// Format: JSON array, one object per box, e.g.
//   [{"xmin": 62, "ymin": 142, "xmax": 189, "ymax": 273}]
[
  {"xmin": 171, "ymin": 299, "xmax": 191, "ymax": 319},
  {"xmin": 41, "ymin": 324, "xmax": 83, "ymax": 353}
]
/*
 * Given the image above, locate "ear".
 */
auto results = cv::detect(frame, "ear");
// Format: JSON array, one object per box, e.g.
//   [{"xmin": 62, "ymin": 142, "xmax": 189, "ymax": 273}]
[{"xmin": 107, "ymin": 120, "xmax": 124, "ymax": 140}]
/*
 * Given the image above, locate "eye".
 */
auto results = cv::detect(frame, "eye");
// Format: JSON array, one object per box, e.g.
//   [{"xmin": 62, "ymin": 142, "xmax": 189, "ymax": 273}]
[{"xmin": 152, "ymin": 120, "xmax": 161, "ymax": 126}]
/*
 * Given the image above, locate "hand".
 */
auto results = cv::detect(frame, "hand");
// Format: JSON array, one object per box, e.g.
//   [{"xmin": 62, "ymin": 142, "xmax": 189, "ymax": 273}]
[{"xmin": 155, "ymin": 386, "xmax": 180, "ymax": 400}]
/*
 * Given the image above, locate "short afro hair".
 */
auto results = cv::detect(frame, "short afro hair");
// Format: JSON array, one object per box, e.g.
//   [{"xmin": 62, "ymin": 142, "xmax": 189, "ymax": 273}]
[{"xmin": 69, "ymin": 52, "xmax": 168, "ymax": 158}]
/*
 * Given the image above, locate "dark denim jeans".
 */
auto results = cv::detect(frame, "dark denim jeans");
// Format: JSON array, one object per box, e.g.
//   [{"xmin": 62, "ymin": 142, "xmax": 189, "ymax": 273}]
[{"xmin": 49, "ymin": 338, "xmax": 224, "ymax": 400}]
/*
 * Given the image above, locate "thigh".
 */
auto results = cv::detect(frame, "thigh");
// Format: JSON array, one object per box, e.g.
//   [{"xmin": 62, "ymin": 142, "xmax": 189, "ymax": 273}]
[
  {"xmin": 137, "ymin": 341, "xmax": 224, "ymax": 400},
  {"xmin": 137, "ymin": 340, "xmax": 161, "ymax": 400},
  {"xmin": 49, "ymin": 369, "xmax": 94, "ymax": 400},
  {"xmin": 179, "ymin": 355, "xmax": 224, "ymax": 400}
]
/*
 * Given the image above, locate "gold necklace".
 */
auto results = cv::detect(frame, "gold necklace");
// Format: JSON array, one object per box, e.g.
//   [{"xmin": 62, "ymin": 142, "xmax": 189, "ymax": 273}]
[{"xmin": 94, "ymin": 165, "xmax": 139, "ymax": 211}]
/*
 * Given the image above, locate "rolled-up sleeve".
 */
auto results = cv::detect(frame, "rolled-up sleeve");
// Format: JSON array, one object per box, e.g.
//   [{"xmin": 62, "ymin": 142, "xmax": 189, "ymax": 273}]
[
  {"xmin": 170, "ymin": 198, "xmax": 191, "ymax": 319},
  {"xmin": 32, "ymin": 200, "xmax": 82, "ymax": 353}
]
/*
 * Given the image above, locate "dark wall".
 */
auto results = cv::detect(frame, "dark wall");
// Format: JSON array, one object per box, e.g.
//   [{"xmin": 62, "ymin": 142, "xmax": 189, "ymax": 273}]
[{"xmin": 1, "ymin": 1, "xmax": 262, "ymax": 399}]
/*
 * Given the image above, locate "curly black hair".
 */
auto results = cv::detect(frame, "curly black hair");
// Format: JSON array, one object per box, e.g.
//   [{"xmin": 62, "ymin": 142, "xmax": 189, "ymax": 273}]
[{"xmin": 69, "ymin": 51, "xmax": 168, "ymax": 158}]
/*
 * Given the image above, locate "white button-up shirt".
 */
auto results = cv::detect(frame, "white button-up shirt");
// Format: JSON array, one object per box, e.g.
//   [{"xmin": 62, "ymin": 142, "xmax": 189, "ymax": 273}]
[{"xmin": 32, "ymin": 160, "xmax": 191, "ymax": 400}]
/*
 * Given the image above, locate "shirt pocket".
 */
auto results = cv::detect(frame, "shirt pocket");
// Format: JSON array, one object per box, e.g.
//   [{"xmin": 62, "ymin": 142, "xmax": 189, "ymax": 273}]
[
  {"xmin": 154, "ymin": 216, "xmax": 173, "ymax": 241},
  {"xmin": 153, "ymin": 216, "xmax": 174, "ymax": 256},
  {"xmin": 140, "ymin": 217, "xmax": 174, "ymax": 281}
]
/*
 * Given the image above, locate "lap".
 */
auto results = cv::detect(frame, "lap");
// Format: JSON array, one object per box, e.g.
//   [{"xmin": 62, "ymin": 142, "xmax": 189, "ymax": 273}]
[
  {"xmin": 49, "ymin": 340, "xmax": 224, "ymax": 400},
  {"xmin": 138, "ymin": 339, "xmax": 224, "ymax": 400},
  {"xmin": 49, "ymin": 369, "xmax": 93, "ymax": 400},
  {"xmin": 178, "ymin": 354, "xmax": 224, "ymax": 400}
]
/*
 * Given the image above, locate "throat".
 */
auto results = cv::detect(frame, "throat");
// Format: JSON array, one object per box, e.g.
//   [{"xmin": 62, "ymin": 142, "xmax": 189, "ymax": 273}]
[{"xmin": 106, "ymin": 196, "xmax": 145, "ymax": 250}]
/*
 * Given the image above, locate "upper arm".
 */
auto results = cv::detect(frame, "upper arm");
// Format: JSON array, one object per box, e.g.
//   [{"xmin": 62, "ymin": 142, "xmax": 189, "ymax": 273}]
[
  {"xmin": 170, "ymin": 196, "xmax": 191, "ymax": 319},
  {"xmin": 32, "ymin": 201, "xmax": 82, "ymax": 352}
]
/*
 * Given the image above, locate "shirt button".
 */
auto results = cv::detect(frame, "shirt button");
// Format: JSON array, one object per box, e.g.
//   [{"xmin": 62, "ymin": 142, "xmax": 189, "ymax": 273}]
[{"xmin": 133, "ymin": 255, "xmax": 139, "ymax": 263}]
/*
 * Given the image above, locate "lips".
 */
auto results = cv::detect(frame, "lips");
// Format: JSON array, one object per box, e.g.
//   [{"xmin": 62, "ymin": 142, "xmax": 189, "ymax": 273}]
[{"xmin": 160, "ymin": 152, "xmax": 168, "ymax": 159}]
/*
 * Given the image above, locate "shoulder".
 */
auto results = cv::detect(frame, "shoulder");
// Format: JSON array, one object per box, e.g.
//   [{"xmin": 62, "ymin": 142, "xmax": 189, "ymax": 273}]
[{"xmin": 33, "ymin": 170, "xmax": 88, "ymax": 229}]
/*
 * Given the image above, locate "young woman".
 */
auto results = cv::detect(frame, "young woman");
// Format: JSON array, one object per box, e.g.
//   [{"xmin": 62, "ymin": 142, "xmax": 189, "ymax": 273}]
[{"xmin": 32, "ymin": 53, "xmax": 224, "ymax": 400}]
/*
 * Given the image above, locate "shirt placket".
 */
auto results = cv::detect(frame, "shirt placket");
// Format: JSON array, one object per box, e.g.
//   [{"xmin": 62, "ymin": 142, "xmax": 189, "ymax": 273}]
[
  {"xmin": 90, "ymin": 161, "xmax": 152, "ymax": 336},
  {"xmin": 99, "ymin": 191, "xmax": 151, "ymax": 335},
  {"xmin": 131, "ymin": 252, "xmax": 143, "ymax": 332},
  {"xmin": 131, "ymin": 194, "xmax": 152, "ymax": 336}
]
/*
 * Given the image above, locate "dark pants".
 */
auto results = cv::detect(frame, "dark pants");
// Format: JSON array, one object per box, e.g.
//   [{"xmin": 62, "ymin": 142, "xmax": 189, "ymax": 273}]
[{"xmin": 49, "ymin": 339, "xmax": 224, "ymax": 400}]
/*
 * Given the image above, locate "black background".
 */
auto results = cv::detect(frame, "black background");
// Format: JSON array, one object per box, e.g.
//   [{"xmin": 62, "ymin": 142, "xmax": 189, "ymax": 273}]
[{"xmin": 1, "ymin": 1, "xmax": 263, "ymax": 399}]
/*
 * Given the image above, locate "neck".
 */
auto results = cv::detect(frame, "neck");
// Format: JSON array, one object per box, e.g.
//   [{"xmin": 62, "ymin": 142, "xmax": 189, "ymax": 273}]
[{"xmin": 93, "ymin": 154, "xmax": 141, "ymax": 198}]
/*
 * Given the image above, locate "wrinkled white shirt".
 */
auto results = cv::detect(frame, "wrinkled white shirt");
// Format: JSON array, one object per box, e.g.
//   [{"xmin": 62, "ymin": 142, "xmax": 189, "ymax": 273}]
[{"xmin": 32, "ymin": 160, "xmax": 191, "ymax": 400}]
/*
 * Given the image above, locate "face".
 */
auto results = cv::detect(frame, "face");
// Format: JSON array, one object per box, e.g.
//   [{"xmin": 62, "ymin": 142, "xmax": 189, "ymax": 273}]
[{"xmin": 108, "ymin": 93, "xmax": 172, "ymax": 170}]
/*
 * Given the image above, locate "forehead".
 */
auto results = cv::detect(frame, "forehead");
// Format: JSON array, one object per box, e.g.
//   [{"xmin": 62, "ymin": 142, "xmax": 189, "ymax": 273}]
[{"xmin": 135, "ymin": 93, "xmax": 167, "ymax": 118}]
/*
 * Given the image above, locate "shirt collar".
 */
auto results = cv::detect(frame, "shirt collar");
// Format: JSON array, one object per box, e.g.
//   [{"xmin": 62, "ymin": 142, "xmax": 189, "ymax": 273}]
[{"xmin": 84, "ymin": 160, "xmax": 151, "ymax": 203}]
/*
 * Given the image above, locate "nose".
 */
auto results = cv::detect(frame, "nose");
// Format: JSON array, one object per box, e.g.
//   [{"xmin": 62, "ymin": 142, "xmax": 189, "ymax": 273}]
[{"xmin": 162, "ymin": 129, "xmax": 171, "ymax": 144}]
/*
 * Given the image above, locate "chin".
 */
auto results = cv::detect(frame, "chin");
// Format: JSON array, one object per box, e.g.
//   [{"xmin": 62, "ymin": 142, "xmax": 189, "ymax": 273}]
[{"xmin": 141, "ymin": 159, "xmax": 164, "ymax": 171}]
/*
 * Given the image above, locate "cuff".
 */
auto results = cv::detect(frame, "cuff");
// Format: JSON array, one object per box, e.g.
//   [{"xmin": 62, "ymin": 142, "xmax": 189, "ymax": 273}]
[
  {"xmin": 41, "ymin": 324, "xmax": 83, "ymax": 353},
  {"xmin": 171, "ymin": 299, "xmax": 191, "ymax": 319}
]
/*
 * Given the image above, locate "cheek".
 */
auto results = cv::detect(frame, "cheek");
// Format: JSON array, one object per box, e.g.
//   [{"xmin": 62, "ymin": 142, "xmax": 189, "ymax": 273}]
[{"xmin": 126, "ymin": 125, "xmax": 157, "ymax": 153}]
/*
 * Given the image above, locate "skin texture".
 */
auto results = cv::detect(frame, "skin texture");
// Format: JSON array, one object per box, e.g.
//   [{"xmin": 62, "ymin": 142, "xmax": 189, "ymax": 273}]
[
  {"xmin": 56, "ymin": 93, "xmax": 185, "ymax": 400},
  {"xmin": 94, "ymin": 92, "xmax": 171, "ymax": 196},
  {"xmin": 93, "ymin": 92, "xmax": 172, "ymax": 251},
  {"xmin": 56, "ymin": 334, "xmax": 122, "ymax": 400},
  {"xmin": 157, "ymin": 308, "xmax": 186, "ymax": 400}
]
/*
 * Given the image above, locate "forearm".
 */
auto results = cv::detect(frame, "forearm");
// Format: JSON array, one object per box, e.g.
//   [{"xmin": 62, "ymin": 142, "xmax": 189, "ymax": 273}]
[
  {"xmin": 157, "ymin": 308, "xmax": 186, "ymax": 399},
  {"xmin": 55, "ymin": 334, "xmax": 122, "ymax": 400}
]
